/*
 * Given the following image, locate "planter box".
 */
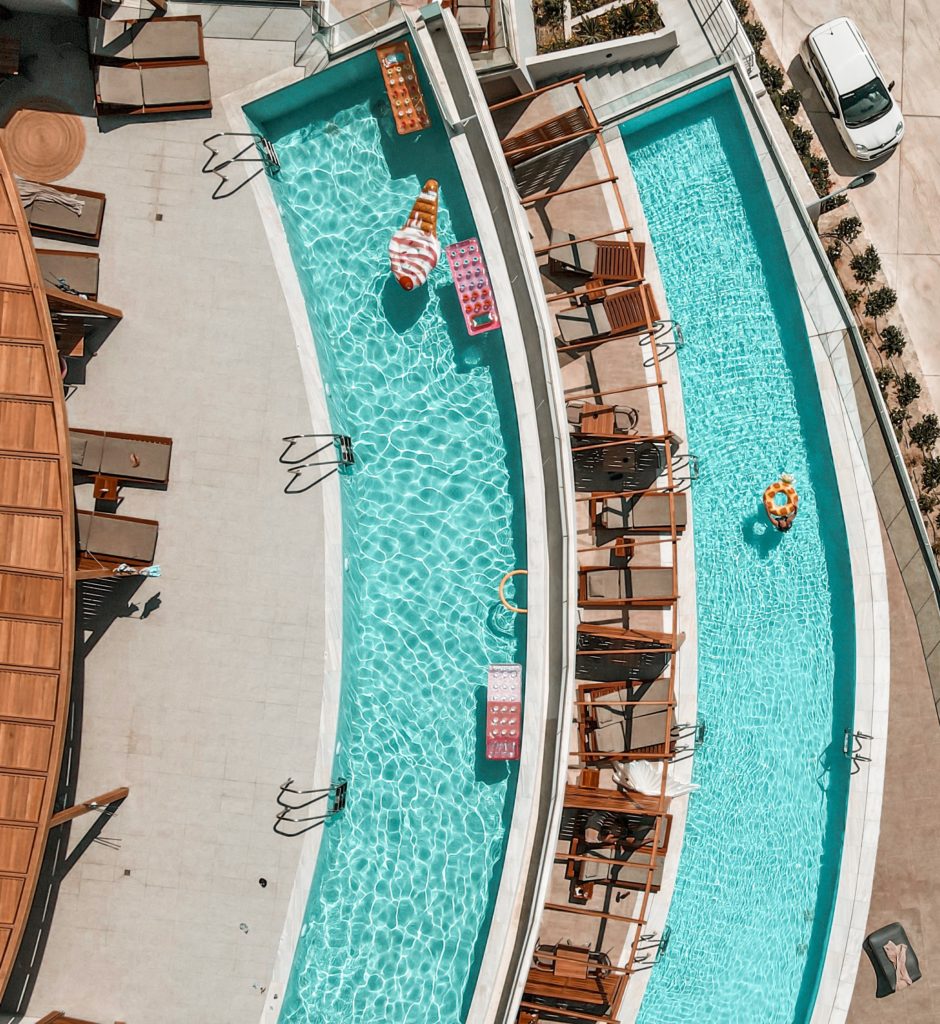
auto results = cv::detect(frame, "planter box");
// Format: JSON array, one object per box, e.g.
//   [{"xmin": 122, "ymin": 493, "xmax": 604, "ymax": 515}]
[{"xmin": 526, "ymin": 25, "xmax": 677, "ymax": 83}]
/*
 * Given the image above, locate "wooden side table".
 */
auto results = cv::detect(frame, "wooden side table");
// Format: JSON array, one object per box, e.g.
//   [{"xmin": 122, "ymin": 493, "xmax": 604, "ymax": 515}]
[{"xmin": 93, "ymin": 474, "xmax": 119, "ymax": 502}]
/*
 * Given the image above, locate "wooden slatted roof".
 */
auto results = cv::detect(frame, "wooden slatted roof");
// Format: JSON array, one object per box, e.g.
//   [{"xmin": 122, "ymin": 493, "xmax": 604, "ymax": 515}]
[{"xmin": 0, "ymin": 142, "xmax": 75, "ymax": 997}]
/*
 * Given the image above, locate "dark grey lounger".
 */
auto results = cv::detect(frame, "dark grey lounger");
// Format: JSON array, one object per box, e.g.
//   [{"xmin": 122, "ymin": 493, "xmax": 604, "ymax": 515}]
[{"xmin": 863, "ymin": 922, "xmax": 921, "ymax": 997}]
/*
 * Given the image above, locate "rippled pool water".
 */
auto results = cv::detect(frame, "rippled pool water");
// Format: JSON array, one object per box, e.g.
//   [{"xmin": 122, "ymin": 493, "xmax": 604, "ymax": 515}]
[
  {"xmin": 248, "ymin": 51, "xmax": 525, "ymax": 1024},
  {"xmin": 622, "ymin": 79, "xmax": 855, "ymax": 1023}
]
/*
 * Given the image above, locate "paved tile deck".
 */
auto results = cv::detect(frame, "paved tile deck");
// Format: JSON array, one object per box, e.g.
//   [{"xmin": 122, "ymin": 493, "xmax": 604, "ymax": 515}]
[
  {"xmin": 847, "ymin": 525, "xmax": 940, "ymax": 1022},
  {"xmin": 20, "ymin": 38, "xmax": 327, "ymax": 1024}
]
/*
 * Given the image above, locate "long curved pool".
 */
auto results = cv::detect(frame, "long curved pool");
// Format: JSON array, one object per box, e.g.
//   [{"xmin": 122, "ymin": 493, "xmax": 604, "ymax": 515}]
[
  {"xmin": 622, "ymin": 78, "xmax": 856, "ymax": 1023},
  {"xmin": 248, "ymin": 50, "xmax": 526, "ymax": 1024}
]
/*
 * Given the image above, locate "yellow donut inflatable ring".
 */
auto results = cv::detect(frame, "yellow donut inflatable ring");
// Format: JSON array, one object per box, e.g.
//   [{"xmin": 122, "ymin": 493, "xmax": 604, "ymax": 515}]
[
  {"xmin": 498, "ymin": 569, "xmax": 528, "ymax": 615},
  {"xmin": 763, "ymin": 478, "xmax": 799, "ymax": 523}
]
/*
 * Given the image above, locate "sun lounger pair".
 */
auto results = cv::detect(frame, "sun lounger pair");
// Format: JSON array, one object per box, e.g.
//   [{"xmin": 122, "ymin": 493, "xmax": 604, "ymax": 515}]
[
  {"xmin": 36, "ymin": 250, "xmax": 99, "ymax": 300},
  {"xmin": 22, "ymin": 183, "xmax": 106, "ymax": 245},
  {"xmin": 557, "ymin": 283, "xmax": 660, "ymax": 347},
  {"xmin": 77, "ymin": 509, "xmax": 158, "ymax": 576},
  {"xmin": 95, "ymin": 61, "xmax": 212, "ymax": 116},
  {"xmin": 578, "ymin": 676, "xmax": 675, "ymax": 762},
  {"xmin": 70, "ymin": 428, "xmax": 172, "ymax": 488},
  {"xmin": 89, "ymin": 15, "xmax": 205, "ymax": 63}
]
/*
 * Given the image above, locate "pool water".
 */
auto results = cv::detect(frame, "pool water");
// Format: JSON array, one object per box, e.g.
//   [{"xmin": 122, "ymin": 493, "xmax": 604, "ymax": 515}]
[
  {"xmin": 621, "ymin": 79, "xmax": 855, "ymax": 1024},
  {"xmin": 247, "ymin": 51, "xmax": 525, "ymax": 1024}
]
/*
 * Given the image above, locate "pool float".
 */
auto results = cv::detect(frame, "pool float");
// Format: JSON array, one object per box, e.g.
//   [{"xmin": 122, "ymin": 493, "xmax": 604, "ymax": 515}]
[
  {"xmin": 389, "ymin": 179, "xmax": 440, "ymax": 291},
  {"xmin": 763, "ymin": 472, "xmax": 799, "ymax": 531}
]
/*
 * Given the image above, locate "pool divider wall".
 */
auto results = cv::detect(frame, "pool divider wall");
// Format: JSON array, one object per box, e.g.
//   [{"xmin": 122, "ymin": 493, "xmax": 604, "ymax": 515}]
[
  {"xmin": 411, "ymin": 11, "xmax": 582, "ymax": 1024},
  {"xmin": 604, "ymin": 62, "xmax": 891, "ymax": 1024}
]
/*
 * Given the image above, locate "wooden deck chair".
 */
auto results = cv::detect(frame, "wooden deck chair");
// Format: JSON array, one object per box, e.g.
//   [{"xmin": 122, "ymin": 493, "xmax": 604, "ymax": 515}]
[
  {"xmin": 549, "ymin": 229, "xmax": 646, "ymax": 283},
  {"xmin": 501, "ymin": 107, "xmax": 594, "ymax": 167},
  {"xmin": 36, "ymin": 249, "xmax": 99, "ymax": 301},
  {"xmin": 89, "ymin": 15, "xmax": 205, "ymax": 63},
  {"xmin": 95, "ymin": 60, "xmax": 212, "ymax": 116},
  {"xmin": 604, "ymin": 283, "xmax": 660, "ymax": 334},
  {"xmin": 578, "ymin": 565, "xmax": 676, "ymax": 609},
  {"xmin": 591, "ymin": 491, "xmax": 687, "ymax": 536},
  {"xmin": 70, "ymin": 428, "xmax": 172, "ymax": 487},
  {"xmin": 578, "ymin": 676, "xmax": 675, "ymax": 763},
  {"xmin": 22, "ymin": 183, "xmax": 106, "ymax": 245},
  {"xmin": 76, "ymin": 509, "xmax": 158, "ymax": 576}
]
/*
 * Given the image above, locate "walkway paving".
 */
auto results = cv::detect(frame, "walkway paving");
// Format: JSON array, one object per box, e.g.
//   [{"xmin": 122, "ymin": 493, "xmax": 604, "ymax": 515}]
[
  {"xmin": 847, "ymin": 525, "xmax": 940, "ymax": 1022},
  {"xmin": 17, "ymin": 37, "xmax": 326, "ymax": 1024},
  {"xmin": 752, "ymin": 0, "xmax": 940, "ymax": 412}
]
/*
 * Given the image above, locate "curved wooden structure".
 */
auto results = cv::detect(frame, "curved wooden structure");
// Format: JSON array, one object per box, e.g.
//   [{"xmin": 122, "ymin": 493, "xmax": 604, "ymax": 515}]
[{"xmin": 0, "ymin": 142, "xmax": 76, "ymax": 996}]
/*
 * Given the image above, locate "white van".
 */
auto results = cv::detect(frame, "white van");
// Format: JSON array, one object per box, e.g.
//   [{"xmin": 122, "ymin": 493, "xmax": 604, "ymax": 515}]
[{"xmin": 800, "ymin": 17, "xmax": 904, "ymax": 160}]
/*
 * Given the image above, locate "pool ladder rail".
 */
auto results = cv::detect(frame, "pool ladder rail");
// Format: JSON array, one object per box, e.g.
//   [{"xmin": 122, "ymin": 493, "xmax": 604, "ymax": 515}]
[
  {"xmin": 201, "ymin": 132, "xmax": 280, "ymax": 200},
  {"xmin": 273, "ymin": 777, "xmax": 348, "ymax": 836},
  {"xmin": 844, "ymin": 728, "xmax": 873, "ymax": 775},
  {"xmin": 279, "ymin": 433, "xmax": 355, "ymax": 494}
]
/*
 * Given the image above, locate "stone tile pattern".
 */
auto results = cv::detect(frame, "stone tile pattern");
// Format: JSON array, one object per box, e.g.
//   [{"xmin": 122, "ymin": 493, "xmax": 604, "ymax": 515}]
[
  {"xmin": 25, "ymin": 39, "xmax": 327, "ymax": 1024},
  {"xmin": 846, "ymin": 526, "xmax": 940, "ymax": 1022}
]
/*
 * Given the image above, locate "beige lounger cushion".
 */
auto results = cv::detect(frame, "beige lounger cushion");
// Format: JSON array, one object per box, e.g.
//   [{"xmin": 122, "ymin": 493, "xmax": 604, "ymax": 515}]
[
  {"xmin": 36, "ymin": 252, "xmax": 99, "ymax": 297},
  {"xmin": 593, "ymin": 709, "xmax": 668, "ymax": 753},
  {"xmin": 90, "ymin": 18, "xmax": 202, "ymax": 61},
  {"xmin": 97, "ymin": 64, "xmax": 144, "ymax": 107},
  {"xmin": 592, "ymin": 677, "xmax": 670, "ymax": 731},
  {"xmin": 557, "ymin": 301, "xmax": 610, "ymax": 343},
  {"xmin": 70, "ymin": 430, "xmax": 171, "ymax": 482},
  {"xmin": 600, "ymin": 492, "xmax": 687, "ymax": 532},
  {"xmin": 26, "ymin": 193, "xmax": 105, "ymax": 237},
  {"xmin": 141, "ymin": 63, "xmax": 210, "ymax": 106},
  {"xmin": 77, "ymin": 512, "xmax": 157, "ymax": 562},
  {"xmin": 70, "ymin": 432, "xmax": 104, "ymax": 471},
  {"xmin": 585, "ymin": 567, "xmax": 673, "ymax": 601},
  {"xmin": 550, "ymin": 229, "xmax": 598, "ymax": 275}
]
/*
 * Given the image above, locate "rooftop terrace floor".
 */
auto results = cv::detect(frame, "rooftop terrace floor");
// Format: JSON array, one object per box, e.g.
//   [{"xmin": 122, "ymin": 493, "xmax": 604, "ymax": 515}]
[{"xmin": 13, "ymin": 37, "xmax": 325, "ymax": 1024}]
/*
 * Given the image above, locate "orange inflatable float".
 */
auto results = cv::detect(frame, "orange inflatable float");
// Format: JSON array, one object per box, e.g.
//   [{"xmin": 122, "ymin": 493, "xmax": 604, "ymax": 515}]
[
  {"xmin": 763, "ymin": 473, "xmax": 799, "ymax": 531},
  {"xmin": 389, "ymin": 180, "xmax": 440, "ymax": 291}
]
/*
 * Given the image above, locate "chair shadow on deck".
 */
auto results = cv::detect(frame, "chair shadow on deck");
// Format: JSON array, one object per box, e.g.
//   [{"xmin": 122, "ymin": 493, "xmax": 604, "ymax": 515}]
[{"xmin": 79, "ymin": 576, "xmax": 148, "ymax": 657}]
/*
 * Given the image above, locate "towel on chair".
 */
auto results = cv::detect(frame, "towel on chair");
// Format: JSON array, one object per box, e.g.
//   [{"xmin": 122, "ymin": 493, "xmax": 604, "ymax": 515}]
[
  {"xmin": 15, "ymin": 177, "xmax": 85, "ymax": 215},
  {"xmin": 884, "ymin": 940, "xmax": 914, "ymax": 990}
]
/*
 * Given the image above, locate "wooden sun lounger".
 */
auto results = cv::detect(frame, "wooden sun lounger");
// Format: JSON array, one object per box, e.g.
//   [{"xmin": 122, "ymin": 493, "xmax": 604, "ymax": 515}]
[
  {"xmin": 549, "ymin": 229, "xmax": 646, "ymax": 283},
  {"xmin": 578, "ymin": 676, "xmax": 675, "ymax": 762},
  {"xmin": 95, "ymin": 60, "xmax": 212, "ymax": 116},
  {"xmin": 76, "ymin": 510, "xmax": 158, "ymax": 575},
  {"xmin": 36, "ymin": 250, "xmax": 99, "ymax": 301},
  {"xmin": 501, "ymin": 107, "xmax": 594, "ymax": 167},
  {"xmin": 577, "ymin": 624, "xmax": 683, "ymax": 683},
  {"xmin": 578, "ymin": 565, "xmax": 677, "ymax": 609},
  {"xmin": 89, "ymin": 14, "xmax": 205, "ymax": 63},
  {"xmin": 556, "ymin": 283, "xmax": 660, "ymax": 347},
  {"xmin": 70, "ymin": 428, "xmax": 172, "ymax": 487},
  {"xmin": 24, "ymin": 184, "xmax": 106, "ymax": 245},
  {"xmin": 591, "ymin": 491, "xmax": 687, "ymax": 535}
]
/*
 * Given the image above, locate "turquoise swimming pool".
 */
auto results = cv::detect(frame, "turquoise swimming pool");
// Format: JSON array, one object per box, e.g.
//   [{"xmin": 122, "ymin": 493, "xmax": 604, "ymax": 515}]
[
  {"xmin": 621, "ymin": 78, "xmax": 855, "ymax": 1023},
  {"xmin": 247, "ymin": 50, "xmax": 525, "ymax": 1024}
]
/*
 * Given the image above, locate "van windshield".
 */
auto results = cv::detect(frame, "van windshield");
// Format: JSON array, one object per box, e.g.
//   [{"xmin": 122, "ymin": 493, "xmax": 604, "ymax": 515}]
[{"xmin": 840, "ymin": 78, "xmax": 892, "ymax": 128}]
